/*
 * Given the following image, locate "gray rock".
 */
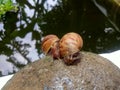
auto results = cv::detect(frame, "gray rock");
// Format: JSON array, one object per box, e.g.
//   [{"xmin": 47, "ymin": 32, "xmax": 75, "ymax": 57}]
[{"xmin": 2, "ymin": 52, "xmax": 120, "ymax": 90}]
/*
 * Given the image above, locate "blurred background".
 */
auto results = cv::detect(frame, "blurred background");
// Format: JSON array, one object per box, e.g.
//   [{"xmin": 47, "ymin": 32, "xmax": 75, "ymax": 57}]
[{"xmin": 0, "ymin": 0, "xmax": 120, "ymax": 76}]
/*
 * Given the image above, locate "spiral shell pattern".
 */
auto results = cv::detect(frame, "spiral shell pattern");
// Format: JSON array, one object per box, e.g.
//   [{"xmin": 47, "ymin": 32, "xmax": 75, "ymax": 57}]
[
  {"xmin": 41, "ymin": 35, "xmax": 59, "ymax": 55},
  {"xmin": 59, "ymin": 32, "xmax": 83, "ymax": 58}
]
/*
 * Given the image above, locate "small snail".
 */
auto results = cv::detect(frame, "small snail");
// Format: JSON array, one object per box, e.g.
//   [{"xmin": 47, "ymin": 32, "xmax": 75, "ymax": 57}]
[
  {"xmin": 59, "ymin": 32, "xmax": 83, "ymax": 65},
  {"xmin": 41, "ymin": 34, "xmax": 60, "ymax": 59}
]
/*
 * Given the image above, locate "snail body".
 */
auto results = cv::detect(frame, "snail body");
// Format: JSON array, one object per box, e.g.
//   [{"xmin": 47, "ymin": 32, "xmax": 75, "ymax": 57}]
[
  {"xmin": 41, "ymin": 35, "xmax": 60, "ymax": 59},
  {"xmin": 59, "ymin": 32, "xmax": 83, "ymax": 65}
]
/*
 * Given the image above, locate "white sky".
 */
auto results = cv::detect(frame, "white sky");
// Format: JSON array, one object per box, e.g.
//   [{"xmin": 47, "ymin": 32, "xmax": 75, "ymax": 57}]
[
  {"xmin": 100, "ymin": 50, "xmax": 120, "ymax": 68},
  {"xmin": 0, "ymin": 32, "xmax": 39, "ymax": 75}
]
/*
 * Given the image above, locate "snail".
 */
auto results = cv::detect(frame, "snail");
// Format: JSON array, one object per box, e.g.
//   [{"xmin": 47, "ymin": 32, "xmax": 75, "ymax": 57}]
[
  {"xmin": 41, "ymin": 32, "xmax": 83, "ymax": 65},
  {"xmin": 59, "ymin": 32, "xmax": 83, "ymax": 65},
  {"xmin": 41, "ymin": 34, "xmax": 60, "ymax": 59}
]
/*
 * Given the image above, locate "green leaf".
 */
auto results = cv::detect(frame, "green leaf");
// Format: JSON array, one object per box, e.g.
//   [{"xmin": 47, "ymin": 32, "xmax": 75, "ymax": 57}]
[{"xmin": 0, "ymin": 0, "xmax": 18, "ymax": 19}]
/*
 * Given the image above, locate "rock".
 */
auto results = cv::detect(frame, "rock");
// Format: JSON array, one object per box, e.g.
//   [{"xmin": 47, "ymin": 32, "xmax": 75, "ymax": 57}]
[{"xmin": 2, "ymin": 51, "xmax": 120, "ymax": 90}]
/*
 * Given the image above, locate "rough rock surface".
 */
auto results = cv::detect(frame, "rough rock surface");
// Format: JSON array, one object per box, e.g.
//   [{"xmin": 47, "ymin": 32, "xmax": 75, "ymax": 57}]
[{"xmin": 2, "ymin": 51, "xmax": 120, "ymax": 90}]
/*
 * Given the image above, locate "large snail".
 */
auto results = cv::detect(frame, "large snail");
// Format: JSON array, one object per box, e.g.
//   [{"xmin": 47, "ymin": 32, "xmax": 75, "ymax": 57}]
[
  {"xmin": 41, "ymin": 34, "xmax": 60, "ymax": 59},
  {"xmin": 41, "ymin": 32, "xmax": 83, "ymax": 65},
  {"xmin": 59, "ymin": 32, "xmax": 83, "ymax": 65}
]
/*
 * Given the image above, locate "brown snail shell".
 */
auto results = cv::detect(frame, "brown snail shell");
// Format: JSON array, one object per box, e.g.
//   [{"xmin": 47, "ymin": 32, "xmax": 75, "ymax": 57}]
[
  {"xmin": 41, "ymin": 34, "xmax": 60, "ymax": 59},
  {"xmin": 59, "ymin": 32, "xmax": 83, "ymax": 65}
]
